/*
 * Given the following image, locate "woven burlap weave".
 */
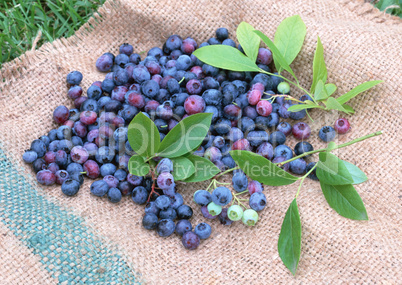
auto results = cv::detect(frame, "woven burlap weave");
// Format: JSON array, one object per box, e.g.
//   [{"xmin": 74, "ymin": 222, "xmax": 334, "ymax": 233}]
[{"xmin": 0, "ymin": 0, "xmax": 401, "ymax": 284}]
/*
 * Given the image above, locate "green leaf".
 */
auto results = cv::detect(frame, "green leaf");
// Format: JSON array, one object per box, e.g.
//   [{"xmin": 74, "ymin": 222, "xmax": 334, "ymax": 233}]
[
  {"xmin": 127, "ymin": 112, "xmax": 160, "ymax": 157},
  {"xmin": 236, "ymin": 22, "xmax": 260, "ymax": 63},
  {"xmin": 192, "ymin": 45, "xmax": 260, "ymax": 72},
  {"xmin": 278, "ymin": 199, "xmax": 302, "ymax": 275},
  {"xmin": 342, "ymin": 160, "xmax": 368, "ymax": 184},
  {"xmin": 171, "ymin": 156, "xmax": 195, "ymax": 181},
  {"xmin": 314, "ymin": 80, "xmax": 329, "ymax": 101},
  {"xmin": 182, "ymin": 155, "xmax": 220, "ymax": 182},
  {"xmin": 336, "ymin": 80, "xmax": 383, "ymax": 105},
  {"xmin": 274, "ymin": 15, "xmax": 306, "ymax": 70},
  {"xmin": 324, "ymin": 97, "xmax": 351, "ymax": 113},
  {"xmin": 128, "ymin": 155, "xmax": 150, "ymax": 176},
  {"xmin": 320, "ymin": 182, "xmax": 368, "ymax": 220},
  {"xmin": 325, "ymin": 83, "xmax": 337, "ymax": 96},
  {"xmin": 254, "ymin": 30, "xmax": 298, "ymax": 82},
  {"xmin": 311, "ymin": 36, "xmax": 327, "ymax": 93},
  {"xmin": 230, "ymin": 150, "xmax": 298, "ymax": 186},
  {"xmin": 287, "ymin": 104, "xmax": 319, "ymax": 112},
  {"xmin": 316, "ymin": 152, "xmax": 354, "ymax": 185},
  {"xmin": 342, "ymin": 104, "xmax": 355, "ymax": 114},
  {"xmin": 158, "ymin": 113, "xmax": 212, "ymax": 158}
]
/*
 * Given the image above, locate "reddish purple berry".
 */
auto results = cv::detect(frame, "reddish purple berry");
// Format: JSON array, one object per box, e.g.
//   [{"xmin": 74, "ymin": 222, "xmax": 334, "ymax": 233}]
[
  {"xmin": 68, "ymin": 86, "xmax": 83, "ymax": 100},
  {"xmin": 248, "ymin": 180, "xmax": 263, "ymax": 195},
  {"xmin": 257, "ymin": 48, "xmax": 273, "ymax": 65},
  {"xmin": 292, "ymin": 122, "xmax": 311, "ymax": 140},
  {"xmin": 111, "ymin": 86, "xmax": 128, "ymax": 102},
  {"xmin": 334, "ymin": 118, "xmax": 351, "ymax": 134},
  {"xmin": 144, "ymin": 100, "xmax": 160, "ymax": 113},
  {"xmin": 83, "ymin": 160, "xmax": 100, "ymax": 179},
  {"xmin": 44, "ymin": 151, "xmax": 56, "ymax": 164},
  {"xmin": 256, "ymin": 100, "xmax": 272, "ymax": 117},
  {"xmin": 232, "ymin": 139, "xmax": 251, "ymax": 151},
  {"xmin": 184, "ymin": 95, "xmax": 205, "ymax": 115},
  {"xmin": 251, "ymin": 82, "xmax": 265, "ymax": 93},
  {"xmin": 79, "ymin": 111, "xmax": 97, "ymax": 125},
  {"xmin": 247, "ymin": 90, "xmax": 262, "ymax": 105},
  {"xmin": 53, "ymin": 105, "xmax": 69, "ymax": 124},
  {"xmin": 36, "ymin": 170, "xmax": 56, "ymax": 186},
  {"xmin": 70, "ymin": 146, "xmax": 89, "ymax": 164},
  {"xmin": 182, "ymin": 231, "xmax": 200, "ymax": 250},
  {"xmin": 223, "ymin": 104, "xmax": 242, "ymax": 120},
  {"xmin": 96, "ymin": 54, "xmax": 113, "ymax": 72},
  {"xmin": 47, "ymin": 163, "xmax": 60, "ymax": 173},
  {"xmin": 256, "ymin": 142, "xmax": 274, "ymax": 160},
  {"xmin": 73, "ymin": 121, "xmax": 88, "ymax": 138},
  {"xmin": 74, "ymin": 96, "xmax": 87, "ymax": 109}
]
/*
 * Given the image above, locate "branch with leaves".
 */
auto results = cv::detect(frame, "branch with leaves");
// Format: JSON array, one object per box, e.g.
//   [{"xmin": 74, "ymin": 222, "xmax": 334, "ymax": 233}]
[{"xmin": 193, "ymin": 15, "xmax": 383, "ymax": 116}]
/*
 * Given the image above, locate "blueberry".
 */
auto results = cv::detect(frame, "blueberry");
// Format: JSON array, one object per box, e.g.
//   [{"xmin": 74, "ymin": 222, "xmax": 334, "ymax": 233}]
[
  {"xmin": 254, "ymin": 116, "xmax": 269, "ymax": 131},
  {"xmin": 87, "ymin": 85, "xmax": 102, "ymax": 100},
  {"xmin": 232, "ymin": 138, "xmax": 251, "ymax": 151},
  {"xmin": 155, "ymin": 195, "xmax": 171, "ymax": 210},
  {"xmin": 90, "ymin": 180, "xmax": 109, "ymax": 197},
  {"xmin": 214, "ymin": 119, "xmax": 231, "ymax": 135},
  {"xmin": 269, "ymin": 131, "xmax": 286, "ymax": 147},
  {"xmin": 144, "ymin": 201, "xmax": 160, "ymax": 216},
  {"xmin": 319, "ymin": 126, "xmax": 337, "ymax": 142},
  {"xmin": 277, "ymin": 122, "xmax": 292, "ymax": 136},
  {"xmin": 207, "ymin": 37, "xmax": 221, "ymax": 45},
  {"xmin": 272, "ymin": 156, "xmax": 290, "ymax": 171},
  {"xmin": 132, "ymin": 186, "xmax": 148, "ymax": 204},
  {"xmin": 141, "ymin": 80, "xmax": 160, "ymax": 99},
  {"xmin": 113, "ymin": 67, "xmax": 129, "ymax": 86},
  {"xmin": 289, "ymin": 158, "xmax": 307, "ymax": 175},
  {"xmin": 294, "ymin": 142, "xmax": 314, "ymax": 157},
  {"xmin": 129, "ymin": 53, "xmax": 141, "ymax": 64},
  {"xmin": 227, "ymin": 205, "xmax": 243, "ymax": 221},
  {"xmin": 47, "ymin": 162, "xmax": 60, "ymax": 173},
  {"xmin": 306, "ymin": 162, "xmax": 319, "ymax": 181},
  {"xmin": 234, "ymin": 93, "xmax": 249, "ymax": 108},
  {"xmin": 216, "ymin": 27, "xmax": 229, "ymax": 41},
  {"xmin": 156, "ymin": 158, "xmax": 173, "ymax": 174},
  {"xmin": 184, "ymin": 95, "xmax": 205, "ymax": 114},
  {"xmin": 232, "ymin": 171, "xmax": 248, "ymax": 192},
  {"xmin": 66, "ymin": 163, "xmax": 83, "ymax": 176},
  {"xmin": 33, "ymin": 158, "xmax": 46, "ymax": 173},
  {"xmin": 159, "ymin": 207, "xmax": 177, "ymax": 220},
  {"xmin": 127, "ymin": 174, "xmax": 143, "ymax": 187},
  {"xmin": 273, "ymin": 145, "xmax": 293, "ymax": 160},
  {"xmin": 71, "ymin": 136, "xmax": 83, "ymax": 146},
  {"xmin": 266, "ymin": 113, "xmax": 280, "ymax": 128},
  {"xmin": 164, "ymin": 35, "xmax": 183, "ymax": 53},
  {"xmin": 249, "ymin": 192, "xmax": 267, "ymax": 212},
  {"xmin": 247, "ymin": 131, "xmax": 269, "ymax": 147},
  {"xmin": 66, "ymin": 71, "xmax": 83, "ymax": 85},
  {"xmin": 300, "ymin": 94, "xmax": 313, "ymax": 102},
  {"xmin": 167, "ymin": 78, "xmax": 180, "ymax": 94},
  {"xmin": 204, "ymin": 105, "xmax": 220, "ymax": 123},
  {"xmin": 289, "ymin": 107, "xmax": 306, "ymax": 120},
  {"xmin": 83, "ymin": 160, "xmax": 100, "ymax": 179},
  {"xmin": 80, "ymin": 98, "xmax": 99, "ymax": 113},
  {"xmin": 61, "ymin": 179, "xmax": 80, "ymax": 196},
  {"xmin": 292, "ymin": 122, "xmax": 311, "ymax": 140},
  {"xmin": 193, "ymin": 190, "xmax": 212, "ymax": 206},
  {"xmin": 70, "ymin": 146, "xmax": 89, "ymax": 164},
  {"xmin": 202, "ymin": 89, "xmax": 222, "ymax": 105},
  {"xmin": 118, "ymin": 181, "xmax": 134, "ymax": 196},
  {"xmin": 256, "ymin": 142, "xmax": 274, "ymax": 160},
  {"xmin": 95, "ymin": 146, "xmax": 115, "ymax": 164},
  {"xmin": 48, "ymin": 129, "xmax": 58, "ymax": 141},
  {"xmin": 175, "ymin": 219, "xmax": 192, "ymax": 236},
  {"xmin": 218, "ymin": 208, "xmax": 233, "ymax": 226},
  {"xmin": 213, "ymin": 136, "xmax": 225, "ymax": 149},
  {"xmin": 142, "ymin": 213, "xmax": 158, "ymax": 230},
  {"xmin": 242, "ymin": 209, "xmax": 259, "ymax": 226},
  {"xmin": 96, "ymin": 54, "xmax": 113, "ymax": 72},
  {"xmin": 240, "ymin": 117, "xmax": 255, "ymax": 132},
  {"xmin": 103, "ymin": 175, "xmax": 119, "ymax": 188},
  {"xmin": 55, "ymin": 150, "xmax": 68, "ymax": 168},
  {"xmin": 222, "ymin": 38, "xmax": 236, "ymax": 47},
  {"xmin": 55, "ymin": 170, "xmax": 69, "ymax": 185},
  {"xmin": 182, "ymin": 231, "xmax": 200, "ymax": 250},
  {"xmin": 170, "ymin": 193, "xmax": 184, "ymax": 209},
  {"xmin": 278, "ymin": 103, "xmax": 291, "ymax": 119},
  {"xmin": 227, "ymin": 127, "xmax": 244, "ymax": 142},
  {"xmin": 243, "ymin": 106, "xmax": 258, "ymax": 120},
  {"xmin": 132, "ymin": 65, "xmax": 151, "ymax": 83},
  {"xmin": 57, "ymin": 125, "xmax": 72, "ymax": 140},
  {"xmin": 194, "ymin": 223, "xmax": 211, "ymax": 239},
  {"xmin": 31, "ymin": 139, "xmax": 47, "ymax": 158},
  {"xmin": 222, "ymin": 155, "xmax": 236, "ymax": 169},
  {"xmin": 157, "ymin": 172, "xmax": 175, "ymax": 191},
  {"xmin": 176, "ymin": 205, "xmax": 193, "ymax": 219},
  {"xmin": 175, "ymin": 55, "xmax": 192, "ymax": 71},
  {"xmin": 223, "ymin": 104, "xmax": 242, "ymax": 120},
  {"xmin": 157, "ymin": 219, "xmax": 176, "ymax": 237},
  {"xmin": 204, "ymin": 147, "xmax": 222, "ymax": 163},
  {"xmin": 23, "ymin": 150, "xmax": 38, "ymax": 163},
  {"xmin": 104, "ymin": 100, "xmax": 122, "ymax": 113}
]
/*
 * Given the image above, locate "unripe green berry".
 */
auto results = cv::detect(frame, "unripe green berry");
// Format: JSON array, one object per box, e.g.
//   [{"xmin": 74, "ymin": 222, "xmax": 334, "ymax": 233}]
[
  {"xmin": 277, "ymin": 81, "xmax": 290, "ymax": 94},
  {"xmin": 227, "ymin": 205, "xmax": 243, "ymax": 221},
  {"xmin": 207, "ymin": 202, "xmax": 222, "ymax": 216},
  {"xmin": 242, "ymin": 209, "xmax": 259, "ymax": 226}
]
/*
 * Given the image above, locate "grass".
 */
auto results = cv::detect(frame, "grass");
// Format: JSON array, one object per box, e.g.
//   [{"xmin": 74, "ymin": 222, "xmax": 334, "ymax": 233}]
[
  {"xmin": 0, "ymin": 0, "xmax": 400, "ymax": 68},
  {"xmin": 0, "ymin": 0, "xmax": 105, "ymax": 67}
]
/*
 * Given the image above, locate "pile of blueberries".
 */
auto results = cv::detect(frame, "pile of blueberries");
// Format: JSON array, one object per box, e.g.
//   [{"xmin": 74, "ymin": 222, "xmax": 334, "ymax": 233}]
[{"xmin": 22, "ymin": 27, "xmax": 351, "ymax": 250}]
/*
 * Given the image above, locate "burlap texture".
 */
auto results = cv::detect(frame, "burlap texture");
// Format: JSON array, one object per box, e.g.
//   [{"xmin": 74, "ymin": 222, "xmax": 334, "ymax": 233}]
[{"xmin": 0, "ymin": 0, "xmax": 401, "ymax": 284}]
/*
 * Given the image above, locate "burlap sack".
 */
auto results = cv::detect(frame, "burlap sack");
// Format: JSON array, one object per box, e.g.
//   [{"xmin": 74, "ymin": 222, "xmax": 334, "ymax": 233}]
[{"xmin": 0, "ymin": 0, "xmax": 401, "ymax": 284}]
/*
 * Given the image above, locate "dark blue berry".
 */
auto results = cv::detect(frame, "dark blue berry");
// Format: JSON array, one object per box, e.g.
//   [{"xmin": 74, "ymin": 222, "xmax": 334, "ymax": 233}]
[
  {"xmin": 142, "ymin": 213, "xmax": 158, "ymax": 230},
  {"xmin": 107, "ymin": 187, "xmax": 122, "ymax": 203},
  {"xmin": 232, "ymin": 171, "xmax": 248, "ymax": 192},
  {"xmin": 61, "ymin": 179, "xmax": 80, "ymax": 196},
  {"xmin": 247, "ymin": 131, "xmax": 269, "ymax": 147},
  {"xmin": 66, "ymin": 71, "xmax": 83, "ymax": 85},
  {"xmin": 90, "ymin": 180, "xmax": 109, "ymax": 197},
  {"xmin": 249, "ymin": 192, "xmax": 267, "ymax": 212},
  {"xmin": 159, "ymin": 207, "xmax": 177, "ymax": 220},
  {"xmin": 273, "ymin": 145, "xmax": 293, "ymax": 160},
  {"xmin": 306, "ymin": 162, "xmax": 319, "ymax": 181},
  {"xmin": 294, "ymin": 142, "xmax": 314, "ymax": 157},
  {"xmin": 132, "ymin": 186, "xmax": 148, "ymax": 204},
  {"xmin": 31, "ymin": 139, "xmax": 47, "ymax": 158},
  {"xmin": 23, "ymin": 150, "xmax": 38, "ymax": 163},
  {"xmin": 176, "ymin": 205, "xmax": 193, "ymax": 219},
  {"xmin": 269, "ymin": 131, "xmax": 286, "ymax": 147},
  {"xmin": 193, "ymin": 190, "xmax": 212, "ymax": 206},
  {"xmin": 319, "ymin": 126, "xmax": 337, "ymax": 142},
  {"xmin": 289, "ymin": 158, "xmax": 307, "ymax": 175},
  {"xmin": 175, "ymin": 219, "xmax": 192, "ymax": 236},
  {"xmin": 194, "ymin": 222, "xmax": 211, "ymax": 239}
]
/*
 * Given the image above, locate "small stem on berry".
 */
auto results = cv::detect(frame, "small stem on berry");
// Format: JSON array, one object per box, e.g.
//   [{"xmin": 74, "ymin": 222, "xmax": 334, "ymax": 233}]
[
  {"xmin": 178, "ymin": 77, "xmax": 185, "ymax": 84},
  {"xmin": 147, "ymin": 171, "xmax": 159, "ymax": 203},
  {"xmin": 234, "ymin": 190, "xmax": 249, "ymax": 196},
  {"xmin": 206, "ymin": 179, "xmax": 215, "ymax": 192},
  {"xmin": 278, "ymin": 131, "xmax": 383, "ymax": 166}
]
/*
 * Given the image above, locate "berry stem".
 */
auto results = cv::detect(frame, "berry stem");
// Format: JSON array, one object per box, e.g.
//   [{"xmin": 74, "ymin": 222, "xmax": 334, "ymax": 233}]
[
  {"xmin": 295, "ymin": 163, "xmax": 318, "ymax": 198},
  {"xmin": 215, "ymin": 166, "xmax": 240, "ymax": 179},
  {"xmin": 234, "ymin": 190, "xmax": 248, "ymax": 196},
  {"xmin": 278, "ymin": 131, "xmax": 382, "ymax": 166},
  {"xmin": 146, "ymin": 171, "xmax": 159, "ymax": 203},
  {"xmin": 264, "ymin": 94, "xmax": 305, "ymax": 104},
  {"xmin": 259, "ymin": 69, "xmax": 314, "ymax": 101}
]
